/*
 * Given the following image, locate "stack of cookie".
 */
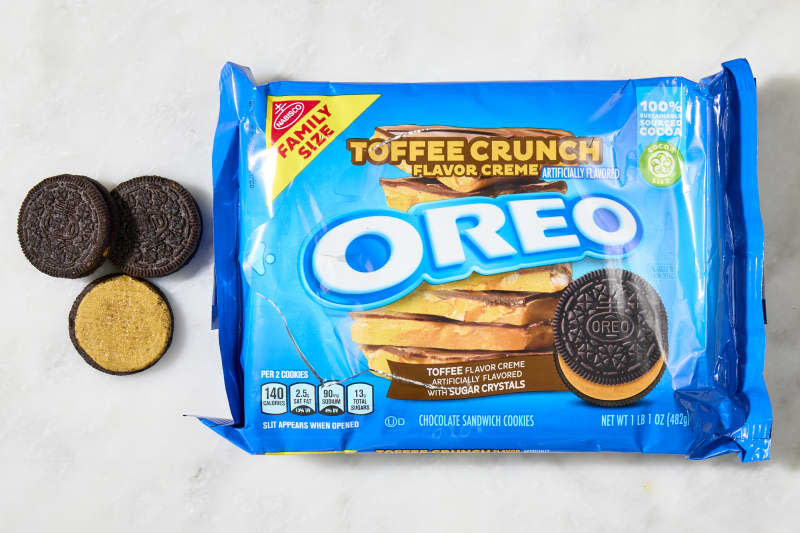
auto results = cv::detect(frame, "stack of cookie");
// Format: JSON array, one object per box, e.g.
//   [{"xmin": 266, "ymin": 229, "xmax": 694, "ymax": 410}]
[{"xmin": 351, "ymin": 125, "xmax": 573, "ymax": 386}]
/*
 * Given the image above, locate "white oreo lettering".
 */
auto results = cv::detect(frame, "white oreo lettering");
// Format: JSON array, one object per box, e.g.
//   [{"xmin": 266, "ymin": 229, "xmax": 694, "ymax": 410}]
[
  {"xmin": 572, "ymin": 196, "xmax": 638, "ymax": 246},
  {"xmin": 306, "ymin": 195, "xmax": 640, "ymax": 301},
  {"xmin": 312, "ymin": 216, "xmax": 423, "ymax": 294},
  {"xmin": 422, "ymin": 203, "xmax": 516, "ymax": 267},
  {"xmin": 507, "ymin": 197, "xmax": 580, "ymax": 253}
]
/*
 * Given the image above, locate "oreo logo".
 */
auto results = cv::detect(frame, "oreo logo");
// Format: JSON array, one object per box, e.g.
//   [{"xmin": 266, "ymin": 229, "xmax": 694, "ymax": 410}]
[
  {"xmin": 586, "ymin": 311, "xmax": 635, "ymax": 342},
  {"xmin": 300, "ymin": 193, "xmax": 643, "ymax": 310}
]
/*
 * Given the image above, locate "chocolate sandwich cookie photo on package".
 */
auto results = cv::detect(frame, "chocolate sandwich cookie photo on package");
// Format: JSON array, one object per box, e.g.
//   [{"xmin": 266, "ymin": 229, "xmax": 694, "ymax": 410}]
[{"xmin": 203, "ymin": 59, "xmax": 770, "ymax": 460}]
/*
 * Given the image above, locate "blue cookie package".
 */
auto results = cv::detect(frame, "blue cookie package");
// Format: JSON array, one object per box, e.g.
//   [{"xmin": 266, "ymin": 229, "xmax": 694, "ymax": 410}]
[{"xmin": 203, "ymin": 59, "xmax": 770, "ymax": 461}]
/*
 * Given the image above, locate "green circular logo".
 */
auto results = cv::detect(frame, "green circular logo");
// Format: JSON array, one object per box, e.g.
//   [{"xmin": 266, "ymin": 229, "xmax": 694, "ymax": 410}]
[{"xmin": 640, "ymin": 142, "xmax": 682, "ymax": 187}]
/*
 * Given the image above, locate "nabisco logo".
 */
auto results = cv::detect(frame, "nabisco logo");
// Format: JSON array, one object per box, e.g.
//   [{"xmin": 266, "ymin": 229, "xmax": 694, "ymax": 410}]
[
  {"xmin": 270, "ymin": 99, "xmax": 320, "ymax": 143},
  {"xmin": 274, "ymin": 102, "xmax": 304, "ymax": 130}
]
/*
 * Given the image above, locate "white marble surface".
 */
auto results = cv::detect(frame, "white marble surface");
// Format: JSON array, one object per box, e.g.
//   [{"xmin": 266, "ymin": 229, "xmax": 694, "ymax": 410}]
[{"xmin": 1, "ymin": 1, "xmax": 798, "ymax": 531}]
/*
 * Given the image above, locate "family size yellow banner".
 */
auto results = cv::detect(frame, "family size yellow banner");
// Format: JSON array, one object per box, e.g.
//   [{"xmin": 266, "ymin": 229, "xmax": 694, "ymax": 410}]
[{"xmin": 266, "ymin": 94, "xmax": 379, "ymax": 201}]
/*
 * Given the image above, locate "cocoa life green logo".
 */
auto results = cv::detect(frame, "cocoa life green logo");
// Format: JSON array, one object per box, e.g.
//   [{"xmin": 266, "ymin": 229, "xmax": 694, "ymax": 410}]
[{"xmin": 640, "ymin": 142, "xmax": 683, "ymax": 187}]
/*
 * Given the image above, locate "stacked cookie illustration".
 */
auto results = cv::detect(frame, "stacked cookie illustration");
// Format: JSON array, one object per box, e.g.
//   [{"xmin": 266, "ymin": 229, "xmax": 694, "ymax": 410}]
[{"xmin": 351, "ymin": 125, "xmax": 573, "ymax": 389}]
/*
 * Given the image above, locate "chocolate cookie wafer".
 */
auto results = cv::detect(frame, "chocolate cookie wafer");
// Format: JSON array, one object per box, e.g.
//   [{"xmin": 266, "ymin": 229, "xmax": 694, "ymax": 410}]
[
  {"xmin": 110, "ymin": 176, "xmax": 202, "ymax": 278},
  {"xmin": 553, "ymin": 269, "xmax": 668, "ymax": 406},
  {"xmin": 18, "ymin": 174, "xmax": 112, "ymax": 278}
]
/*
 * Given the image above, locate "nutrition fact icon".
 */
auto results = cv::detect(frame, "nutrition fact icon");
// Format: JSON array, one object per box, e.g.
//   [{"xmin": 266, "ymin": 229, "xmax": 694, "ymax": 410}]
[
  {"xmin": 347, "ymin": 383, "xmax": 374, "ymax": 415},
  {"xmin": 261, "ymin": 383, "xmax": 287, "ymax": 415},
  {"xmin": 318, "ymin": 382, "xmax": 346, "ymax": 416},
  {"xmin": 289, "ymin": 382, "xmax": 316, "ymax": 415}
]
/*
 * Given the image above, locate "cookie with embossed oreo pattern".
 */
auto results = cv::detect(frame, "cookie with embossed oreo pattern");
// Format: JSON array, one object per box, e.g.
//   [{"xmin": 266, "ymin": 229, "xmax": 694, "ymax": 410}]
[
  {"xmin": 553, "ymin": 268, "xmax": 668, "ymax": 406},
  {"xmin": 18, "ymin": 175, "xmax": 112, "ymax": 278},
  {"xmin": 109, "ymin": 176, "xmax": 201, "ymax": 278}
]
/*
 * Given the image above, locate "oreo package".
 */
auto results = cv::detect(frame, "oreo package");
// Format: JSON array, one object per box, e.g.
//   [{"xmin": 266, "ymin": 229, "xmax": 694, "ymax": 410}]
[{"xmin": 203, "ymin": 59, "xmax": 771, "ymax": 460}]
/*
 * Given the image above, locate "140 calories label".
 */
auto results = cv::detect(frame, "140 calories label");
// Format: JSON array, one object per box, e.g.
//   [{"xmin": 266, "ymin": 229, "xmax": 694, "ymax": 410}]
[{"xmin": 261, "ymin": 383, "xmax": 288, "ymax": 415}]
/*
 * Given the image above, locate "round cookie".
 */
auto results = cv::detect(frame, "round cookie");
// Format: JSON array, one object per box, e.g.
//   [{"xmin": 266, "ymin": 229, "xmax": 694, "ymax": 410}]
[
  {"xmin": 553, "ymin": 269, "xmax": 668, "ymax": 406},
  {"xmin": 109, "ymin": 176, "xmax": 202, "ymax": 278},
  {"xmin": 17, "ymin": 174, "xmax": 112, "ymax": 278},
  {"xmin": 68, "ymin": 274, "xmax": 173, "ymax": 375}
]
